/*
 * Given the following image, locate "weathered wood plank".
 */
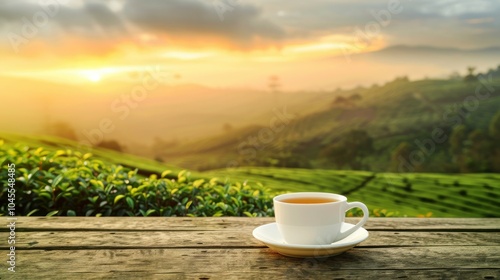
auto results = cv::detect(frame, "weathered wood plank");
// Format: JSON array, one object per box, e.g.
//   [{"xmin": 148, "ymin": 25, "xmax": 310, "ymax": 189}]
[
  {"xmin": 3, "ymin": 269, "xmax": 500, "ymax": 280},
  {"xmin": 2, "ymin": 231, "xmax": 499, "ymax": 250},
  {"xmin": 2, "ymin": 218, "xmax": 499, "ymax": 279},
  {"xmin": 7, "ymin": 247, "xmax": 500, "ymax": 277},
  {"xmin": 7, "ymin": 217, "xmax": 500, "ymax": 232}
]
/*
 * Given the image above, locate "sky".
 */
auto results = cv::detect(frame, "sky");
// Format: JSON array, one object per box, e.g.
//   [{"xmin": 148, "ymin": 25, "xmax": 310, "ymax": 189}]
[{"xmin": 0, "ymin": 0, "xmax": 500, "ymax": 90}]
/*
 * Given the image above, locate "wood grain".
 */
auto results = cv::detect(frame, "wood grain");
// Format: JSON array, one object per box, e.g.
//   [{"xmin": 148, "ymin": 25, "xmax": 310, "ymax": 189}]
[
  {"xmin": 7, "ymin": 247, "xmax": 500, "ymax": 277},
  {"xmin": 1, "ymin": 217, "xmax": 499, "ymax": 279},
  {"xmin": 1, "ymin": 231, "xmax": 499, "ymax": 250},
  {"xmin": 6, "ymin": 217, "xmax": 500, "ymax": 231},
  {"xmin": 3, "ymin": 269, "xmax": 500, "ymax": 280}
]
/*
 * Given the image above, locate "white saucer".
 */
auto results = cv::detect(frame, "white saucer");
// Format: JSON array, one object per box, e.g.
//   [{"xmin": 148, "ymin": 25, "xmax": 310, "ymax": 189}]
[{"xmin": 252, "ymin": 222, "xmax": 368, "ymax": 258}]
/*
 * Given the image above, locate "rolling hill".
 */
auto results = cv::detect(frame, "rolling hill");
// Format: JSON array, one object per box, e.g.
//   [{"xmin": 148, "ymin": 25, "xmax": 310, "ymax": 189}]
[
  {"xmin": 1, "ymin": 133, "xmax": 498, "ymax": 217},
  {"xmin": 204, "ymin": 167, "xmax": 500, "ymax": 217},
  {"xmin": 159, "ymin": 68, "xmax": 500, "ymax": 172},
  {"xmin": 0, "ymin": 76, "xmax": 331, "ymax": 157}
]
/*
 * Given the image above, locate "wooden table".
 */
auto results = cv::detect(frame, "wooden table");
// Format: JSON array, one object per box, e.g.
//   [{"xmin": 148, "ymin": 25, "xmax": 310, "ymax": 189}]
[{"xmin": 1, "ymin": 217, "xmax": 499, "ymax": 279}]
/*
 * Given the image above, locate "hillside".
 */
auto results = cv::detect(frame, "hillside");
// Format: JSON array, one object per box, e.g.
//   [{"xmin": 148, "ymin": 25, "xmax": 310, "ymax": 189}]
[
  {"xmin": 0, "ymin": 134, "xmax": 274, "ymax": 217},
  {"xmin": 205, "ymin": 167, "xmax": 500, "ymax": 217},
  {"xmin": 159, "ymin": 67, "xmax": 500, "ymax": 172},
  {"xmin": 0, "ymin": 76, "xmax": 330, "ymax": 157},
  {"xmin": 1, "ymin": 133, "xmax": 499, "ymax": 218}
]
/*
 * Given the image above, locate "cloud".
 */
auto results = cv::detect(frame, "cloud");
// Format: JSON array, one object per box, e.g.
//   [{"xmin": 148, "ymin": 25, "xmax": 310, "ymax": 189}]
[
  {"xmin": 0, "ymin": 0, "xmax": 285, "ymax": 51},
  {"xmin": 0, "ymin": 1, "xmax": 132, "ymax": 55},
  {"xmin": 0, "ymin": 1, "xmax": 127, "ymax": 40},
  {"xmin": 121, "ymin": 0, "xmax": 285, "ymax": 48},
  {"xmin": 253, "ymin": 0, "xmax": 500, "ymax": 49},
  {"xmin": 0, "ymin": 2, "xmax": 34, "ymax": 22},
  {"xmin": 0, "ymin": 0, "xmax": 499, "ymax": 54},
  {"xmin": 64, "ymin": 1, "xmax": 127, "ymax": 38}
]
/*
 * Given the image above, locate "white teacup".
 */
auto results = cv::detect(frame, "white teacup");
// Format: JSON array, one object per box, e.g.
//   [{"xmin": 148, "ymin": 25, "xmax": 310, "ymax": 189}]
[{"xmin": 273, "ymin": 192, "xmax": 369, "ymax": 245}]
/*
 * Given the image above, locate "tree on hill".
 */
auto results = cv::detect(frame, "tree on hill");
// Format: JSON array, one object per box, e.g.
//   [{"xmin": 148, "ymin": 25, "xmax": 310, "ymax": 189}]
[
  {"xmin": 390, "ymin": 142, "xmax": 412, "ymax": 172},
  {"xmin": 332, "ymin": 96, "xmax": 346, "ymax": 106},
  {"xmin": 331, "ymin": 96, "xmax": 355, "ymax": 107},
  {"xmin": 349, "ymin": 93, "xmax": 362, "ymax": 101},
  {"xmin": 463, "ymin": 66, "xmax": 477, "ymax": 82},
  {"xmin": 46, "ymin": 121, "xmax": 78, "ymax": 141},
  {"xmin": 321, "ymin": 130, "xmax": 374, "ymax": 169},
  {"xmin": 484, "ymin": 65, "xmax": 500, "ymax": 80},
  {"xmin": 96, "ymin": 140, "xmax": 124, "ymax": 152},
  {"xmin": 464, "ymin": 129, "xmax": 491, "ymax": 172}
]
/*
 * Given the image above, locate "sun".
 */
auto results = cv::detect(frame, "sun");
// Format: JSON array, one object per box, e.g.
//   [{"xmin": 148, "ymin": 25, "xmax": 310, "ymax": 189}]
[{"xmin": 86, "ymin": 72, "xmax": 102, "ymax": 83}]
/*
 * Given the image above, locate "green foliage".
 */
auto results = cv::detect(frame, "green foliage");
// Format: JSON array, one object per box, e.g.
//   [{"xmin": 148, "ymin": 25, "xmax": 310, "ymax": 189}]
[
  {"xmin": 209, "ymin": 167, "xmax": 500, "ymax": 217},
  {"xmin": 464, "ymin": 129, "xmax": 492, "ymax": 171},
  {"xmin": 463, "ymin": 66, "xmax": 477, "ymax": 82},
  {"xmin": 1, "ymin": 137, "xmax": 499, "ymax": 218},
  {"xmin": 0, "ymin": 142, "xmax": 274, "ymax": 217},
  {"xmin": 490, "ymin": 111, "xmax": 500, "ymax": 141},
  {"xmin": 448, "ymin": 120, "xmax": 499, "ymax": 172},
  {"xmin": 390, "ymin": 142, "xmax": 411, "ymax": 172},
  {"xmin": 158, "ymin": 71, "xmax": 500, "ymax": 173},
  {"xmin": 321, "ymin": 129, "xmax": 374, "ymax": 169},
  {"xmin": 347, "ymin": 173, "xmax": 500, "ymax": 217},
  {"xmin": 449, "ymin": 125, "xmax": 466, "ymax": 156}
]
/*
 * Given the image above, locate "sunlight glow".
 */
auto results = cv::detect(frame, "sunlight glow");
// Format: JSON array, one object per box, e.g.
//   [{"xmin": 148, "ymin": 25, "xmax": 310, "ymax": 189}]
[
  {"xmin": 78, "ymin": 67, "xmax": 140, "ymax": 83},
  {"xmin": 85, "ymin": 72, "xmax": 102, "ymax": 83}
]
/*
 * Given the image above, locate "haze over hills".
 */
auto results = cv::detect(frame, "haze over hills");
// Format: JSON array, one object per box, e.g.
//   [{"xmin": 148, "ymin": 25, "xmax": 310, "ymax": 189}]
[
  {"xmin": 361, "ymin": 45, "xmax": 500, "ymax": 71},
  {"xmin": 324, "ymin": 45, "xmax": 500, "ymax": 87},
  {"xmin": 159, "ymin": 66, "xmax": 500, "ymax": 172},
  {"xmin": 0, "ymin": 75, "xmax": 331, "ymax": 152},
  {"xmin": 368, "ymin": 45, "xmax": 500, "ymax": 57},
  {"xmin": 2, "ymin": 44, "xmax": 500, "ymax": 162}
]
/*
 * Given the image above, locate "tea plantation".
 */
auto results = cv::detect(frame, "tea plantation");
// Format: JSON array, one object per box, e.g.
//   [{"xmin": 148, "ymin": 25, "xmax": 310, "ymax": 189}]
[
  {"xmin": 0, "ymin": 137, "xmax": 274, "ymax": 217},
  {"xmin": 1, "ymin": 133, "xmax": 499, "ymax": 217},
  {"xmin": 206, "ymin": 168, "xmax": 500, "ymax": 217}
]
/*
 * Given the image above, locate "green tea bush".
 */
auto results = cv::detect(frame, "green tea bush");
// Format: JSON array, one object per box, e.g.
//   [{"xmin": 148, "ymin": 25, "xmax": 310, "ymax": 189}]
[{"xmin": 0, "ymin": 141, "xmax": 275, "ymax": 217}]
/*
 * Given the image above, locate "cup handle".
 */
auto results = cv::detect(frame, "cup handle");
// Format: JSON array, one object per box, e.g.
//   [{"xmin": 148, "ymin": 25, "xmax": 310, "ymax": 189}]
[{"xmin": 337, "ymin": 202, "xmax": 369, "ymax": 241}]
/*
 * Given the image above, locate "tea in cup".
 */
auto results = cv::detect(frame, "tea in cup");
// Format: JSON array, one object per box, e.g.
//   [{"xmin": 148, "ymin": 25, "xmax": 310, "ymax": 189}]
[{"xmin": 273, "ymin": 192, "xmax": 369, "ymax": 245}]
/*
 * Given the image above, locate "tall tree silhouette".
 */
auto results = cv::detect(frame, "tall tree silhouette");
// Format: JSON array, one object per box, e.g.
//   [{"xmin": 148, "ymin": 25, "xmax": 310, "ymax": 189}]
[
  {"xmin": 463, "ymin": 66, "xmax": 477, "ymax": 82},
  {"xmin": 268, "ymin": 75, "xmax": 281, "ymax": 106}
]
